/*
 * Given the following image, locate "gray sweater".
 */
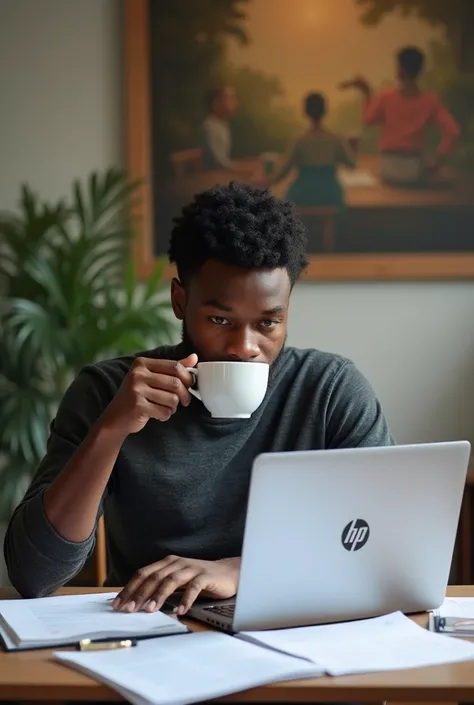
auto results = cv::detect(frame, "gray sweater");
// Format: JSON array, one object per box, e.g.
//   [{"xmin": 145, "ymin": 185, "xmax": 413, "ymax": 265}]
[{"xmin": 4, "ymin": 344, "xmax": 393, "ymax": 597}]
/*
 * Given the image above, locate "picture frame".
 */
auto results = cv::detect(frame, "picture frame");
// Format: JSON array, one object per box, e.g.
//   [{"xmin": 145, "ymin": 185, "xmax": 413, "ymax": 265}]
[{"xmin": 124, "ymin": 0, "xmax": 474, "ymax": 282}]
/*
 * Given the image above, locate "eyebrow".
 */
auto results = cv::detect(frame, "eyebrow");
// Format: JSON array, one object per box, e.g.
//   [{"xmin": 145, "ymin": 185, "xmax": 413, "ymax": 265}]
[
  {"xmin": 202, "ymin": 299, "xmax": 233, "ymax": 312},
  {"xmin": 262, "ymin": 305, "xmax": 286, "ymax": 315},
  {"xmin": 202, "ymin": 299, "xmax": 286, "ymax": 315}
]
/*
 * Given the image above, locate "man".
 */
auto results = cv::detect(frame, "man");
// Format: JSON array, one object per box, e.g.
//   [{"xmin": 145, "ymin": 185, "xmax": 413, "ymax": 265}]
[
  {"xmin": 341, "ymin": 46, "xmax": 460, "ymax": 184},
  {"xmin": 201, "ymin": 86, "xmax": 238, "ymax": 170},
  {"xmin": 200, "ymin": 86, "xmax": 238, "ymax": 171},
  {"xmin": 4, "ymin": 182, "xmax": 393, "ymax": 615}
]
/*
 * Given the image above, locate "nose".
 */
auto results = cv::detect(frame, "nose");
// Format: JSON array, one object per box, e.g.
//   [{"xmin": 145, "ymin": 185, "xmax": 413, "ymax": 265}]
[{"xmin": 225, "ymin": 327, "xmax": 260, "ymax": 361}]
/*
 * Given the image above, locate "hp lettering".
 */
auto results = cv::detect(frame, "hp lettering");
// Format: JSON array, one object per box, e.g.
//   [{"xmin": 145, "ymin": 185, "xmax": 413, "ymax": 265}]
[{"xmin": 341, "ymin": 519, "xmax": 370, "ymax": 551}]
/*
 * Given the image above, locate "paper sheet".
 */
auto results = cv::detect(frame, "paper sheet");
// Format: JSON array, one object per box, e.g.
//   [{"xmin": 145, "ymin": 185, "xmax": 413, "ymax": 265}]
[
  {"xmin": 56, "ymin": 631, "xmax": 322, "ymax": 705},
  {"xmin": 240, "ymin": 611, "xmax": 474, "ymax": 676},
  {"xmin": 0, "ymin": 592, "xmax": 186, "ymax": 647},
  {"xmin": 339, "ymin": 168, "xmax": 378, "ymax": 188},
  {"xmin": 434, "ymin": 597, "xmax": 474, "ymax": 618}
]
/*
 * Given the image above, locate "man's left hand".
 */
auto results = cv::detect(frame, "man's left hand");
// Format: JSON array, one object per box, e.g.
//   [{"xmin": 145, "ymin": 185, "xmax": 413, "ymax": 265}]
[{"xmin": 112, "ymin": 555, "xmax": 240, "ymax": 615}]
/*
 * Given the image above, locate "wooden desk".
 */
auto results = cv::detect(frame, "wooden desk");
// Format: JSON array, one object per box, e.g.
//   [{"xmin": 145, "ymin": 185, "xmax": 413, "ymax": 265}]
[{"xmin": 1, "ymin": 585, "xmax": 474, "ymax": 702}]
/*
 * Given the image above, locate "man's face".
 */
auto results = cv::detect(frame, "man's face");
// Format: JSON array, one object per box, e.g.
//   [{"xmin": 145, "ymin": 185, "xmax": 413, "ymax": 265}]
[
  {"xmin": 215, "ymin": 87, "xmax": 238, "ymax": 119},
  {"xmin": 171, "ymin": 260, "xmax": 291, "ymax": 366}
]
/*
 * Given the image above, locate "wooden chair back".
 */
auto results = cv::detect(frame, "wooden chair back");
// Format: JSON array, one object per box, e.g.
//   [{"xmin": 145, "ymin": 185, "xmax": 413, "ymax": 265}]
[{"xmin": 94, "ymin": 515, "xmax": 107, "ymax": 586}]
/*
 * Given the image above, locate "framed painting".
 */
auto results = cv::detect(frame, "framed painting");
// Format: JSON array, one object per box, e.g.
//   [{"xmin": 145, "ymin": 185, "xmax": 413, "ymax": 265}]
[{"xmin": 124, "ymin": 0, "xmax": 474, "ymax": 281}]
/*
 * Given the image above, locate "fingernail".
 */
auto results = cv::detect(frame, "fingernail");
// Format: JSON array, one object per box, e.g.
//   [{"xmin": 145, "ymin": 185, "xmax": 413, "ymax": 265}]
[
  {"xmin": 126, "ymin": 601, "xmax": 136, "ymax": 613},
  {"xmin": 177, "ymin": 605, "xmax": 185, "ymax": 615},
  {"xmin": 146, "ymin": 600, "xmax": 156, "ymax": 613},
  {"xmin": 112, "ymin": 597, "xmax": 121, "ymax": 610}
]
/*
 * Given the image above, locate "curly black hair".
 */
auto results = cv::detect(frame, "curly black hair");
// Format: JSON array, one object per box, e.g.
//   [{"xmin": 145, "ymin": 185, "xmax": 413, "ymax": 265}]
[{"xmin": 168, "ymin": 181, "xmax": 308, "ymax": 286}]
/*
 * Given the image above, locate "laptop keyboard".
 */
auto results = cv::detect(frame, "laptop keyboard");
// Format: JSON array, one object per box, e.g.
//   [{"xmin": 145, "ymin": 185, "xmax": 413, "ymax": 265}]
[{"xmin": 202, "ymin": 603, "xmax": 235, "ymax": 618}]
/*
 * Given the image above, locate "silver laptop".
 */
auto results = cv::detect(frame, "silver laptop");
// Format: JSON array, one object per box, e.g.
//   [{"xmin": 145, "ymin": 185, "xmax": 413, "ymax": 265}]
[{"xmin": 180, "ymin": 441, "xmax": 470, "ymax": 633}]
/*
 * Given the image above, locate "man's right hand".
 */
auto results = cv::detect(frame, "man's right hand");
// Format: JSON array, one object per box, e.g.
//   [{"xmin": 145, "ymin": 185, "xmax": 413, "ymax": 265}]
[
  {"xmin": 99, "ymin": 354, "xmax": 198, "ymax": 436},
  {"xmin": 42, "ymin": 353, "xmax": 199, "ymax": 545}
]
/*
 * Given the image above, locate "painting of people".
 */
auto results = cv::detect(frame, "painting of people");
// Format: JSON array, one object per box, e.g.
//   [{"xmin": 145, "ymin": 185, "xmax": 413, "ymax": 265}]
[{"xmin": 126, "ymin": 0, "xmax": 474, "ymax": 280}]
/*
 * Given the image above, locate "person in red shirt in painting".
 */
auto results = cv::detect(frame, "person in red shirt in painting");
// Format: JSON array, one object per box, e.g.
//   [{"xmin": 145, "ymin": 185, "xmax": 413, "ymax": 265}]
[{"xmin": 341, "ymin": 46, "xmax": 460, "ymax": 185}]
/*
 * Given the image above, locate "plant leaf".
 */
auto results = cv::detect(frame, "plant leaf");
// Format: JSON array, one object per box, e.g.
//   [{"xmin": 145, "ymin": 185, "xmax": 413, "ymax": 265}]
[{"xmin": 0, "ymin": 167, "xmax": 177, "ymax": 519}]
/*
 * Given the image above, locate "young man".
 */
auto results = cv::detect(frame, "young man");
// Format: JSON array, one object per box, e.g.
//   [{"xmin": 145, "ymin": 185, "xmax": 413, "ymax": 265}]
[
  {"xmin": 4, "ymin": 182, "xmax": 393, "ymax": 614},
  {"xmin": 200, "ymin": 86, "xmax": 238, "ymax": 171},
  {"xmin": 341, "ymin": 46, "xmax": 460, "ymax": 183}
]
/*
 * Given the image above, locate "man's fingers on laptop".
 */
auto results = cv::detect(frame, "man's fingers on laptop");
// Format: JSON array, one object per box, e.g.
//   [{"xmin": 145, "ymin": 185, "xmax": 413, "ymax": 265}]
[
  {"xmin": 113, "ymin": 555, "xmax": 180, "ymax": 611},
  {"xmin": 114, "ymin": 555, "xmax": 240, "ymax": 614},
  {"xmin": 178, "ymin": 577, "xmax": 211, "ymax": 614},
  {"xmin": 129, "ymin": 565, "xmax": 190, "ymax": 613},
  {"xmin": 151, "ymin": 569, "xmax": 203, "ymax": 613}
]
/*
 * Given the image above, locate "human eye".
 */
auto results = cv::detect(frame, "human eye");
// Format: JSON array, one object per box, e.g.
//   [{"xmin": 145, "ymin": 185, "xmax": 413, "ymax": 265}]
[
  {"xmin": 260, "ymin": 319, "xmax": 279, "ymax": 330},
  {"xmin": 209, "ymin": 316, "xmax": 230, "ymax": 326}
]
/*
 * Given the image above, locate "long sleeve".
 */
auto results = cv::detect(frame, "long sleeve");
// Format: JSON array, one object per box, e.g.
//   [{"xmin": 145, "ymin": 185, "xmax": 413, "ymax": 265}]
[
  {"xmin": 363, "ymin": 94, "xmax": 385, "ymax": 126},
  {"xmin": 3, "ymin": 366, "xmax": 113, "ymax": 597},
  {"xmin": 324, "ymin": 361, "xmax": 394, "ymax": 449},
  {"xmin": 433, "ymin": 97, "xmax": 460, "ymax": 156}
]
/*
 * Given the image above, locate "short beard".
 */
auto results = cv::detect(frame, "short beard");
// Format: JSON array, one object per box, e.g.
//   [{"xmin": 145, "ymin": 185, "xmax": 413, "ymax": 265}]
[{"xmin": 181, "ymin": 320, "xmax": 197, "ymax": 357}]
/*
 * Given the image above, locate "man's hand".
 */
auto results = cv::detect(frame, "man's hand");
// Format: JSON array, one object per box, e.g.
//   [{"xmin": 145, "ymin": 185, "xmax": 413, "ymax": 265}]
[
  {"xmin": 98, "ymin": 354, "xmax": 198, "ymax": 437},
  {"xmin": 113, "ymin": 556, "xmax": 240, "ymax": 615}
]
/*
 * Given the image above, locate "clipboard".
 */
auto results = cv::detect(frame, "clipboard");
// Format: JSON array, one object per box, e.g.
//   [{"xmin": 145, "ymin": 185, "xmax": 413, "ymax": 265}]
[
  {"xmin": 430, "ymin": 613, "xmax": 474, "ymax": 638},
  {"xmin": 0, "ymin": 622, "xmax": 191, "ymax": 653}
]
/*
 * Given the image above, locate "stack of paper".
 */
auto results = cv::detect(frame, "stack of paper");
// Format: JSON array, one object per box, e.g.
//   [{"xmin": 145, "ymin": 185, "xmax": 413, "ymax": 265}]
[
  {"xmin": 55, "ymin": 611, "xmax": 474, "ymax": 705},
  {"xmin": 0, "ymin": 592, "xmax": 188, "ymax": 651},
  {"xmin": 239, "ymin": 611, "xmax": 474, "ymax": 676},
  {"xmin": 433, "ymin": 597, "xmax": 474, "ymax": 619},
  {"xmin": 429, "ymin": 597, "xmax": 474, "ymax": 637},
  {"xmin": 56, "ymin": 631, "xmax": 323, "ymax": 705}
]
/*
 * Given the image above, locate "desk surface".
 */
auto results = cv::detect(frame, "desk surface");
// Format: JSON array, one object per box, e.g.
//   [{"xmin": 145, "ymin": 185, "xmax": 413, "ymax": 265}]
[{"xmin": 1, "ymin": 586, "xmax": 474, "ymax": 702}]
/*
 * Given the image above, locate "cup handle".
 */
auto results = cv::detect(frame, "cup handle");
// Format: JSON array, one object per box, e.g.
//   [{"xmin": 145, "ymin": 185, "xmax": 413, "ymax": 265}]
[{"xmin": 185, "ymin": 367, "xmax": 202, "ymax": 401}]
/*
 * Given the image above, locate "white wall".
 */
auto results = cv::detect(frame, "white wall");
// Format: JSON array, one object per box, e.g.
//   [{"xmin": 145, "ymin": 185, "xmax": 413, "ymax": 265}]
[
  {"xmin": 2, "ymin": 0, "xmax": 474, "ymax": 445},
  {"xmin": 0, "ymin": 0, "xmax": 123, "ymax": 208},
  {"xmin": 288, "ymin": 283, "xmax": 474, "ymax": 443}
]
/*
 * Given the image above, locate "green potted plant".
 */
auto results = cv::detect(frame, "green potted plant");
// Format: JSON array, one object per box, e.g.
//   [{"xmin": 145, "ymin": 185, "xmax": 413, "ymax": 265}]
[{"xmin": 0, "ymin": 168, "xmax": 176, "ymax": 579}]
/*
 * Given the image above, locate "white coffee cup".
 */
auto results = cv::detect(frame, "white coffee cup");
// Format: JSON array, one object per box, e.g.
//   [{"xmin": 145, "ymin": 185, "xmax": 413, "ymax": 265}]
[{"xmin": 186, "ymin": 361, "xmax": 269, "ymax": 419}]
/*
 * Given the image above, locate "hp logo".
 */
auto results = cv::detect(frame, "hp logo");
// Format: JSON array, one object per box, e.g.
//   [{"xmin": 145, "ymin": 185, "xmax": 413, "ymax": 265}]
[{"xmin": 342, "ymin": 519, "xmax": 370, "ymax": 551}]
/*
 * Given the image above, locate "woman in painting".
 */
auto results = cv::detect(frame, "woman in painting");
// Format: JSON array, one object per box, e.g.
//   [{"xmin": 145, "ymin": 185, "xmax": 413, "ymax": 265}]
[{"xmin": 269, "ymin": 92, "xmax": 356, "ymax": 211}]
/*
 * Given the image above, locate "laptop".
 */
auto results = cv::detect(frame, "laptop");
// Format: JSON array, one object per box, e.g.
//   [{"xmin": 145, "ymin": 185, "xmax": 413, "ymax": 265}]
[{"xmin": 173, "ymin": 441, "xmax": 470, "ymax": 633}]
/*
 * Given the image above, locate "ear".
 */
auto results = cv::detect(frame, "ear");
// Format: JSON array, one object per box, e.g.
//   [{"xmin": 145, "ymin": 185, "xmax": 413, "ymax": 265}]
[{"xmin": 171, "ymin": 277, "xmax": 186, "ymax": 320}]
